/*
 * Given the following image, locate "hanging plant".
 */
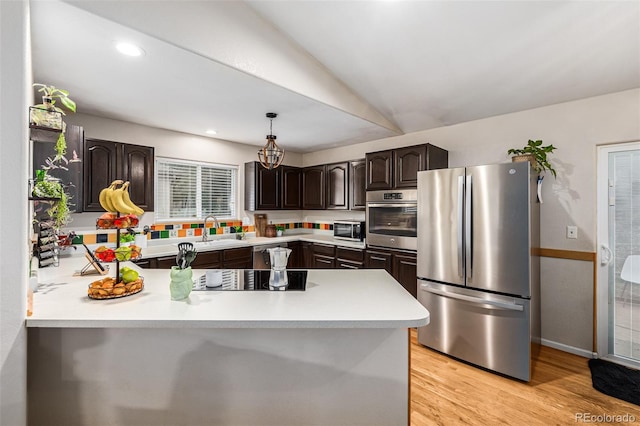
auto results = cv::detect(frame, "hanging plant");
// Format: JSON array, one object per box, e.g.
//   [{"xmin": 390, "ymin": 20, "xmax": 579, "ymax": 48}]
[
  {"xmin": 32, "ymin": 83, "xmax": 76, "ymax": 228},
  {"xmin": 32, "ymin": 175, "xmax": 70, "ymax": 227}
]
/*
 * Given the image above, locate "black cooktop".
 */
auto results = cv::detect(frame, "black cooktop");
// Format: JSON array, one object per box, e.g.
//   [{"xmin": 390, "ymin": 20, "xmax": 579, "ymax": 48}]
[{"xmin": 193, "ymin": 269, "xmax": 308, "ymax": 291}]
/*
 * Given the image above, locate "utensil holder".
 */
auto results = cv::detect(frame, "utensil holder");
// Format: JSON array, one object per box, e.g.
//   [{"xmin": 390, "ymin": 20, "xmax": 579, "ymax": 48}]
[{"xmin": 170, "ymin": 266, "xmax": 193, "ymax": 300}]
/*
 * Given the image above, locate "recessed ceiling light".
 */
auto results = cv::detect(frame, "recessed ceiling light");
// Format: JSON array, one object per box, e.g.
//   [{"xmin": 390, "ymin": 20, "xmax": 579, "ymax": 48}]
[
  {"xmin": 206, "ymin": 129, "xmax": 217, "ymax": 135},
  {"xmin": 116, "ymin": 42, "xmax": 144, "ymax": 57}
]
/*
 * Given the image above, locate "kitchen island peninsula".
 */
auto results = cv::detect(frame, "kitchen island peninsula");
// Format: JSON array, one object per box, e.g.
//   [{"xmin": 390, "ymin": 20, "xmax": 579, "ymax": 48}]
[{"xmin": 27, "ymin": 255, "xmax": 428, "ymax": 426}]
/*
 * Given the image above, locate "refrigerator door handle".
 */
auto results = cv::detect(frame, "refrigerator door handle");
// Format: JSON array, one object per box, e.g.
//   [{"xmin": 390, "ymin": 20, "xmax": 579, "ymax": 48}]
[
  {"xmin": 420, "ymin": 284, "xmax": 524, "ymax": 311},
  {"xmin": 457, "ymin": 175, "xmax": 464, "ymax": 278},
  {"xmin": 465, "ymin": 175, "xmax": 473, "ymax": 279}
]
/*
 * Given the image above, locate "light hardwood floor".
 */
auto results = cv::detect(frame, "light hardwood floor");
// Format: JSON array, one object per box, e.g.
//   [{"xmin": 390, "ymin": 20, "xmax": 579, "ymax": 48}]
[{"xmin": 409, "ymin": 329, "xmax": 640, "ymax": 425}]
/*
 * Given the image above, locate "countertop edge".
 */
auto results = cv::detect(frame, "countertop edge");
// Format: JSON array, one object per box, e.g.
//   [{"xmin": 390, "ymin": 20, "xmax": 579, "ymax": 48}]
[{"xmin": 25, "ymin": 317, "xmax": 429, "ymax": 329}]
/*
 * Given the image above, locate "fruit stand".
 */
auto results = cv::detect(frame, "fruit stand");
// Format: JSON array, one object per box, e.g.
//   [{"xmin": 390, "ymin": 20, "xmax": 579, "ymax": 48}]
[{"xmin": 87, "ymin": 180, "xmax": 145, "ymax": 299}]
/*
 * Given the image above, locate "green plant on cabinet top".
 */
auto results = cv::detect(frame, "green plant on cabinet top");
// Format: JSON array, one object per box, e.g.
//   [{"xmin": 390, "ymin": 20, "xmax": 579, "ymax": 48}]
[{"xmin": 507, "ymin": 139, "xmax": 557, "ymax": 178}]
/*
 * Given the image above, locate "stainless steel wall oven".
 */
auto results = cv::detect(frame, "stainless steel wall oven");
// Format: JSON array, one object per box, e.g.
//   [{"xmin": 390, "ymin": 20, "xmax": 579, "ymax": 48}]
[{"xmin": 365, "ymin": 189, "xmax": 417, "ymax": 251}]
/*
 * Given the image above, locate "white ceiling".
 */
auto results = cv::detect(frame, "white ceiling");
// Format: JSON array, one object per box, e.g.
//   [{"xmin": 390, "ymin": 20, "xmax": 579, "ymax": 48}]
[{"xmin": 30, "ymin": 1, "xmax": 640, "ymax": 153}]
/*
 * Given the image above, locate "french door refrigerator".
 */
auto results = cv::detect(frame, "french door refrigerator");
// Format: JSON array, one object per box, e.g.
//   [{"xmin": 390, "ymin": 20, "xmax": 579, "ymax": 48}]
[{"xmin": 416, "ymin": 162, "xmax": 540, "ymax": 381}]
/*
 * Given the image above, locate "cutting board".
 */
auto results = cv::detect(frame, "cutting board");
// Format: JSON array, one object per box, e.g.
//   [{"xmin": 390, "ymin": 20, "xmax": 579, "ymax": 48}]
[{"xmin": 254, "ymin": 214, "xmax": 267, "ymax": 237}]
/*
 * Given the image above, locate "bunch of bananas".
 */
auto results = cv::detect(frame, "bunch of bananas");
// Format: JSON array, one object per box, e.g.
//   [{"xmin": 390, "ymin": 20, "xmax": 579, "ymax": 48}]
[{"xmin": 99, "ymin": 180, "xmax": 144, "ymax": 216}]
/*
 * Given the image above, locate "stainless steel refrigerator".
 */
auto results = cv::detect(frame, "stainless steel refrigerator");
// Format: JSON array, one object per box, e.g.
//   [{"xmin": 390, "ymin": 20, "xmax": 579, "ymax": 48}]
[{"xmin": 416, "ymin": 162, "xmax": 540, "ymax": 381}]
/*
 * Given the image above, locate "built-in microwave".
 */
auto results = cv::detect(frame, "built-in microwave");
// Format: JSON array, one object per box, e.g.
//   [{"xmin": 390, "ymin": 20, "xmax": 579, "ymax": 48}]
[
  {"xmin": 333, "ymin": 221, "xmax": 366, "ymax": 242},
  {"xmin": 366, "ymin": 189, "xmax": 417, "ymax": 251}
]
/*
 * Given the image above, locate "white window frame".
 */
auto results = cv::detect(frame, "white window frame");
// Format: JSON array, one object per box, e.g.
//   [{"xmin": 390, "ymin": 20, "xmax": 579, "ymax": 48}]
[{"xmin": 154, "ymin": 156, "xmax": 238, "ymax": 223}]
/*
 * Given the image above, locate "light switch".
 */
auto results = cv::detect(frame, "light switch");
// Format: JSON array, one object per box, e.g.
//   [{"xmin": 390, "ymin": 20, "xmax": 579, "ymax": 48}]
[{"xmin": 567, "ymin": 226, "xmax": 578, "ymax": 239}]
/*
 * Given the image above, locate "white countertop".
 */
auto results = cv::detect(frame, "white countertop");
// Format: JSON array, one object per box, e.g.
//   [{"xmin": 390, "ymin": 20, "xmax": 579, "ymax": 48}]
[
  {"xmin": 28, "ymin": 254, "xmax": 429, "ymax": 329},
  {"xmin": 137, "ymin": 233, "xmax": 366, "ymax": 258}
]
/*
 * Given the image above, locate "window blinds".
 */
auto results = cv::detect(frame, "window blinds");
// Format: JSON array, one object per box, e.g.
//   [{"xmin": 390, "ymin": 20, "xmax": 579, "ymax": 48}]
[{"xmin": 155, "ymin": 158, "xmax": 237, "ymax": 221}]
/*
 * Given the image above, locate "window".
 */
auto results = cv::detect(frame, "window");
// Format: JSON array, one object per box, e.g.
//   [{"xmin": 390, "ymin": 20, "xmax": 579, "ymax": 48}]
[{"xmin": 155, "ymin": 157, "xmax": 237, "ymax": 221}]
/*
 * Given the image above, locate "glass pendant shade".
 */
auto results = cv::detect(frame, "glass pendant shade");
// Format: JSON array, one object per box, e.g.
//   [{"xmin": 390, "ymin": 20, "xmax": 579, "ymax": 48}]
[{"xmin": 257, "ymin": 113, "xmax": 284, "ymax": 170}]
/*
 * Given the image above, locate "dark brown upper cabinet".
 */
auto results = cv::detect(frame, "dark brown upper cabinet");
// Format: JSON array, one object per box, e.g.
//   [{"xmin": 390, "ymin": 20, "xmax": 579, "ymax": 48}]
[
  {"xmin": 121, "ymin": 143, "xmax": 154, "ymax": 211},
  {"xmin": 365, "ymin": 149, "xmax": 393, "ymax": 190},
  {"xmin": 281, "ymin": 166, "xmax": 302, "ymax": 210},
  {"xmin": 326, "ymin": 162, "xmax": 349, "ymax": 210},
  {"xmin": 302, "ymin": 165, "xmax": 326, "ymax": 209},
  {"xmin": 394, "ymin": 145, "xmax": 426, "ymax": 188},
  {"xmin": 83, "ymin": 138, "xmax": 154, "ymax": 212},
  {"xmin": 365, "ymin": 143, "xmax": 448, "ymax": 190},
  {"xmin": 349, "ymin": 159, "xmax": 366, "ymax": 210},
  {"xmin": 245, "ymin": 163, "xmax": 302, "ymax": 211},
  {"xmin": 245, "ymin": 162, "xmax": 280, "ymax": 211}
]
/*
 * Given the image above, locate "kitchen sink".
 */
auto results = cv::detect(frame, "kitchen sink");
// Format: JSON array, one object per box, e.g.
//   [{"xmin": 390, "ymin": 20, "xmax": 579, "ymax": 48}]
[{"xmin": 189, "ymin": 239, "xmax": 249, "ymax": 249}]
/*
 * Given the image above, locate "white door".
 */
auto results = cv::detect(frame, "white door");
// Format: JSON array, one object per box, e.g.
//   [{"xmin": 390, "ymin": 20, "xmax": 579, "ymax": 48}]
[{"xmin": 596, "ymin": 141, "xmax": 640, "ymax": 367}]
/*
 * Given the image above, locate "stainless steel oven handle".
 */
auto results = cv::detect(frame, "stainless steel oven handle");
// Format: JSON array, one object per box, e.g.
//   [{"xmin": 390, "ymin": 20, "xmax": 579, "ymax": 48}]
[
  {"xmin": 367, "ymin": 203, "xmax": 416, "ymax": 208},
  {"xmin": 420, "ymin": 284, "xmax": 524, "ymax": 311}
]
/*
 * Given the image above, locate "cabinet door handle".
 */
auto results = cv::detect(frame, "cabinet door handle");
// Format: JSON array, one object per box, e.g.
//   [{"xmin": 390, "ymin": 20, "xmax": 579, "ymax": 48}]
[{"xmin": 340, "ymin": 263, "xmax": 359, "ymax": 269}]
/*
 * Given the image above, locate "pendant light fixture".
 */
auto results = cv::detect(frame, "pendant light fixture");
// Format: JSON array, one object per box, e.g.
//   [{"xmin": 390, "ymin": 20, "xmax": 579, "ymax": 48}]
[{"xmin": 257, "ymin": 112, "xmax": 285, "ymax": 170}]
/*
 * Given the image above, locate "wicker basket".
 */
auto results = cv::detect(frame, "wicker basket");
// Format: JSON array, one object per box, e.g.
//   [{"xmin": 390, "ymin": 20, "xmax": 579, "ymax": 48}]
[
  {"xmin": 511, "ymin": 154, "xmax": 538, "ymax": 170},
  {"xmin": 511, "ymin": 154, "xmax": 535, "ymax": 164}
]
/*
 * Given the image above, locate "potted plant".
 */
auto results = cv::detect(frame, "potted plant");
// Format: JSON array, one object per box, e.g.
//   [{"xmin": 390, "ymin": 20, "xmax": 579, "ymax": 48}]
[
  {"xmin": 233, "ymin": 225, "xmax": 245, "ymax": 240},
  {"xmin": 507, "ymin": 139, "xmax": 557, "ymax": 177},
  {"xmin": 33, "ymin": 84, "xmax": 77, "ymax": 114},
  {"xmin": 30, "ymin": 84, "xmax": 76, "ymax": 130},
  {"xmin": 275, "ymin": 225, "xmax": 285, "ymax": 237}
]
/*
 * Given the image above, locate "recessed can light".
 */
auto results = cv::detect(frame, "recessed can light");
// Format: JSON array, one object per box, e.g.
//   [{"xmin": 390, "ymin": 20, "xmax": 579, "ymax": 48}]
[
  {"xmin": 116, "ymin": 42, "xmax": 144, "ymax": 57},
  {"xmin": 206, "ymin": 129, "xmax": 217, "ymax": 135}
]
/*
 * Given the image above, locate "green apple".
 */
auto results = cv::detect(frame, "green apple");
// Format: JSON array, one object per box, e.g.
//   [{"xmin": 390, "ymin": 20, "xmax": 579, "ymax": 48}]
[
  {"xmin": 115, "ymin": 246, "xmax": 132, "ymax": 261},
  {"xmin": 121, "ymin": 269, "xmax": 139, "ymax": 284}
]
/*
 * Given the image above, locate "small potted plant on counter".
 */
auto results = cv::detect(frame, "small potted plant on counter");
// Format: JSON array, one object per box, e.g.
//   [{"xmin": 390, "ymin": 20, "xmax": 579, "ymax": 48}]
[
  {"xmin": 507, "ymin": 139, "xmax": 557, "ymax": 178},
  {"xmin": 275, "ymin": 225, "xmax": 285, "ymax": 237},
  {"xmin": 233, "ymin": 225, "xmax": 245, "ymax": 240}
]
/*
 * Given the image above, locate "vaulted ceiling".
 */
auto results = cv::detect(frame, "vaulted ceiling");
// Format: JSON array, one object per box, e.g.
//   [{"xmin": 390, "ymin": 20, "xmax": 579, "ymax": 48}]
[{"xmin": 30, "ymin": 0, "xmax": 640, "ymax": 153}]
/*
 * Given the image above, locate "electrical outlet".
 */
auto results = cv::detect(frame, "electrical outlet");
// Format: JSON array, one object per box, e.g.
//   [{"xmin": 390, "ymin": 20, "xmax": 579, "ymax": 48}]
[{"xmin": 567, "ymin": 226, "xmax": 578, "ymax": 239}]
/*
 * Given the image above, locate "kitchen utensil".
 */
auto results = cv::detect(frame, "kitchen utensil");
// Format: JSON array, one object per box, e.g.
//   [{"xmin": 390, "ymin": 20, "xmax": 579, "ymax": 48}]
[
  {"xmin": 176, "ymin": 249, "xmax": 186, "ymax": 269},
  {"xmin": 184, "ymin": 249, "xmax": 197, "ymax": 268},
  {"xmin": 178, "ymin": 242, "xmax": 194, "ymax": 252},
  {"xmin": 268, "ymin": 247, "xmax": 291, "ymax": 290},
  {"xmin": 255, "ymin": 214, "xmax": 267, "ymax": 237}
]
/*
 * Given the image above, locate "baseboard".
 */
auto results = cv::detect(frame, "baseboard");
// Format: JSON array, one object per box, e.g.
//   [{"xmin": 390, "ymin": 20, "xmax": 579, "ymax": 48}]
[{"xmin": 541, "ymin": 338, "xmax": 596, "ymax": 359}]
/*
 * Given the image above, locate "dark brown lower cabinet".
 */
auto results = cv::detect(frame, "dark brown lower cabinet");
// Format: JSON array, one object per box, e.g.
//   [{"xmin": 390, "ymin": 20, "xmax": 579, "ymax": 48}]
[
  {"xmin": 133, "ymin": 258, "xmax": 153, "ymax": 269},
  {"xmin": 141, "ymin": 246, "xmax": 252, "ymax": 270},
  {"xmin": 222, "ymin": 247, "xmax": 252, "ymax": 269},
  {"xmin": 301, "ymin": 242, "xmax": 313, "ymax": 269},
  {"xmin": 336, "ymin": 246, "xmax": 365, "ymax": 269},
  {"xmin": 366, "ymin": 248, "xmax": 416, "ymax": 297},
  {"xmin": 391, "ymin": 251, "xmax": 417, "ymax": 297},
  {"xmin": 311, "ymin": 243, "xmax": 335, "ymax": 268},
  {"xmin": 365, "ymin": 249, "xmax": 393, "ymax": 274},
  {"xmin": 287, "ymin": 241, "xmax": 303, "ymax": 268}
]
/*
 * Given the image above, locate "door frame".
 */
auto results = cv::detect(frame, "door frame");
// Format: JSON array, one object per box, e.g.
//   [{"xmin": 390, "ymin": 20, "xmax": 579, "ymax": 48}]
[{"xmin": 596, "ymin": 140, "xmax": 640, "ymax": 365}]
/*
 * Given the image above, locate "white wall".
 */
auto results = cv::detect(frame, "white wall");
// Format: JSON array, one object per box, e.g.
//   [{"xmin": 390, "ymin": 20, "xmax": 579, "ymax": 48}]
[
  {"xmin": 63, "ymin": 113, "xmax": 304, "ymax": 229},
  {"xmin": 303, "ymin": 89, "xmax": 640, "ymax": 353},
  {"xmin": 0, "ymin": 1, "xmax": 30, "ymax": 424}
]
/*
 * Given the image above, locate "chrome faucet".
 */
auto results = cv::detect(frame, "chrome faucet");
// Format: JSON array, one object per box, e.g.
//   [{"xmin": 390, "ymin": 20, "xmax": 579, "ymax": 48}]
[{"xmin": 202, "ymin": 215, "xmax": 220, "ymax": 242}]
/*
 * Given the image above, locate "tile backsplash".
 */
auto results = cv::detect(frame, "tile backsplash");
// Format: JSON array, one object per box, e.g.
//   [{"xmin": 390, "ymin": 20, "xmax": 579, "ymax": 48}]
[{"xmin": 71, "ymin": 221, "xmax": 333, "ymax": 245}]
